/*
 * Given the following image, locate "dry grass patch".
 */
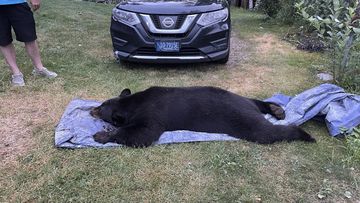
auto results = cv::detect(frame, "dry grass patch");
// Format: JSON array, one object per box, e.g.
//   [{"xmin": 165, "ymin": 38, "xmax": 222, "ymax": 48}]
[
  {"xmin": 227, "ymin": 32, "xmax": 322, "ymax": 97},
  {"xmin": 255, "ymin": 33, "xmax": 290, "ymax": 56},
  {"xmin": 227, "ymin": 65, "xmax": 274, "ymax": 96},
  {"xmin": 0, "ymin": 81, "xmax": 71, "ymax": 167},
  {"xmin": 0, "ymin": 78, "xmax": 112, "ymax": 167}
]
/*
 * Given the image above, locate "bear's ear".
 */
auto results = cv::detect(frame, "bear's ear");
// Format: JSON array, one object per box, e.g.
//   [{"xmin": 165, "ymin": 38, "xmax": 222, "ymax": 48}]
[{"xmin": 119, "ymin": 88, "xmax": 131, "ymax": 98}]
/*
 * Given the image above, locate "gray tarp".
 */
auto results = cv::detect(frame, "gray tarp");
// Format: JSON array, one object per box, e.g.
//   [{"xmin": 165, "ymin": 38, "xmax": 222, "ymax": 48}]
[{"xmin": 55, "ymin": 83, "xmax": 360, "ymax": 148}]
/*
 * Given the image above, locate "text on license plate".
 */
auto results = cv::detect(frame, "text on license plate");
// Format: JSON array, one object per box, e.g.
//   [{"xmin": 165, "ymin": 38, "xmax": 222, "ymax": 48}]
[{"xmin": 155, "ymin": 41, "xmax": 180, "ymax": 52}]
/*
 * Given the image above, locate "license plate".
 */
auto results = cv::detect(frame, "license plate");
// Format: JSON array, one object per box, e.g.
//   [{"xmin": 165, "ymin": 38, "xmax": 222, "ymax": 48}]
[{"xmin": 155, "ymin": 41, "xmax": 180, "ymax": 52}]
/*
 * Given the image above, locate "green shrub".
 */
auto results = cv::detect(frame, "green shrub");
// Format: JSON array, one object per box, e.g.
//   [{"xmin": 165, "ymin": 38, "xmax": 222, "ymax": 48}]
[
  {"xmin": 296, "ymin": 0, "xmax": 360, "ymax": 92},
  {"xmin": 343, "ymin": 126, "xmax": 360, "ymax": 164},
  {"xmin": 341, "ymin": 46, "xmax": 360, "ymax": 93},
  {"xmin": 300, "ymin": 0, "xmax": 334, "ymax": 18},
  {"xmin": 276, "ymin": 0, "xmax": 301, "ymax": 24},
  {"xmin": 257, "ymin": 0, "xmax": 281, "ymax": 18},
  {"xmin": 257, "ymin": 0, "xmax": 310, "ymax": 25}
]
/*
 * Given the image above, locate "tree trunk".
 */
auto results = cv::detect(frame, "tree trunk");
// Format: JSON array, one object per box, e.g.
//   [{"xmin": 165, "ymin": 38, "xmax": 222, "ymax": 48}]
[{"xmin": 249, "ymin": 0, "xmax": 254, "ymax": 9}]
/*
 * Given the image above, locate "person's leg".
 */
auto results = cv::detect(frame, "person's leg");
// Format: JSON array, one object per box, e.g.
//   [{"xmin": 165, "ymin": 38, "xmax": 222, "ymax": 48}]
[
  {"xmin": 10, "ymin": 3, "xmax": 57, "ymax": 78},
  {"xmin": 0, "ymin": 43, "xmax": 22, "ymax": 75},
  {"xmin": 0, "ymin": 5, "xmax": 22, "ymax": 76},
  {"xmin": 0, "ymin": 43, "xmax": 25, "ymax": 86},
  {"xmin": 24, "ymin": 40, "xmax": 44, "ymax": 70},
  {"xmin": 25, "ymin": 40, "xmax": 57, "ymax": 78}
]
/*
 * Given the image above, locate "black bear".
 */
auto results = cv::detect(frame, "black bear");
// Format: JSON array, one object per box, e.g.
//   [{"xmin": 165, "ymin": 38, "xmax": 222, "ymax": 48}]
[{"xmin": 90, "ymin": 86, "xmax": 315, "ymax": 147}]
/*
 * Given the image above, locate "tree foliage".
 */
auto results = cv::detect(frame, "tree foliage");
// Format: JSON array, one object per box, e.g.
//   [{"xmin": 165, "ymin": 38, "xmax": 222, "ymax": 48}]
[{"xmin": 296, "ymin": 0, "xmax": 360, "ymax": 90}]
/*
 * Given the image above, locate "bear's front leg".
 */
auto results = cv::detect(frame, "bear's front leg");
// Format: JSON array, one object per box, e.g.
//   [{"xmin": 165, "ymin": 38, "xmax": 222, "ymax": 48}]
[
  {"xmin": 94, "ymin": 121, "xmax": 164, "ymax": 147},
  {"xmin": 111, "ymin": 123, "xmax": 164, "ymax": 148},
  {"xmin": 93, "ymin": 129, "xmax": 120, "ymax": 144}
]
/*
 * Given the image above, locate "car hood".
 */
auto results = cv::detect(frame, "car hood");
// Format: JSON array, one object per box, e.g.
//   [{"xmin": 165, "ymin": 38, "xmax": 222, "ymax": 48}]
[{"xmin": 117, "ymin": 0, "xmax": 228, "ymax": 15}]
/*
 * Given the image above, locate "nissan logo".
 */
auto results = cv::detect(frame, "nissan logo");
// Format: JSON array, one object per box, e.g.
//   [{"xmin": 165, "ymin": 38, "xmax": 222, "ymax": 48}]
[{"xmin": 162, "ymin": 17, "xmax": 175, "ymax": 28}]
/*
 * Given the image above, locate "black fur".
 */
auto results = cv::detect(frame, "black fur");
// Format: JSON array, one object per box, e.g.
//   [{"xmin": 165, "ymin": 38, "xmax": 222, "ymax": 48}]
[{"xmin": 91, "ymin": 86, "xmax": 315, "ymax": 147}]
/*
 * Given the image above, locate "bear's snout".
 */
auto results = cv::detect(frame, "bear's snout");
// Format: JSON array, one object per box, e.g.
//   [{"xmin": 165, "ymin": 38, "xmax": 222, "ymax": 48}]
[{"xmin": 90, "ymin": 107, "xmax": 100, "ymax": 118}]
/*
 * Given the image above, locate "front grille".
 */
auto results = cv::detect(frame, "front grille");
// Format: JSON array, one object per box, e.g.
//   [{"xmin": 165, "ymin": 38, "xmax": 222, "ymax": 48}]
[
  {"xmin": 150, "ymin": 15, "xmax": 161, "ymax": 28},
  {"xmin": 134, "ymin": 47, "xmax": 202, "ymax": 56},
  {"xmin": 175, "ymin": 15, "xmax": 186, "ymax": 29},
  {"xmin": 150, "ymin": 15, "xmax": 186, "ymax": 29},
  {"xmin": 150, "ymin": 33, "xmax": 188, "ymax": 38}
]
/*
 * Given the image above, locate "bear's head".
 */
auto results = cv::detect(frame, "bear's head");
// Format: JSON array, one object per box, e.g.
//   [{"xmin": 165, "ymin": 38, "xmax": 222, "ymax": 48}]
[{"xmin": 90, "ymin": 88, "xmax": 132, "ymax": 127}]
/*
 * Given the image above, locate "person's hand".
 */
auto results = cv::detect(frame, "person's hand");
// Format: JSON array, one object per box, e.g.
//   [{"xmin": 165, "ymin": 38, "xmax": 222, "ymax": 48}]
[{"xmin": 30, "ymin": 0, "xmax": 41, "ymax": 11}]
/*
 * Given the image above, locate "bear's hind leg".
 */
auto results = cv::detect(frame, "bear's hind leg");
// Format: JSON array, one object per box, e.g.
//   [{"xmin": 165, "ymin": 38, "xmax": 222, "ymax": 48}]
[
  {"xmin": 250, "ymin": 124, "xmax": 316, "ymax": 144},
  {"xmin": 251, "ymin": 99, "xmax": 285, "ymax": 120}
]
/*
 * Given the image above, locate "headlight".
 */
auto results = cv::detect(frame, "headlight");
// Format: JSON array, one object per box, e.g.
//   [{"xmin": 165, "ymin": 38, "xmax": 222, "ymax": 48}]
[
  {"xmin": 197, "ymin": 8, "xmax": 228, "ymax": 26},
  {"xmin": 112, "ymin": 8, "xmax": 140, "ymax": 26}
]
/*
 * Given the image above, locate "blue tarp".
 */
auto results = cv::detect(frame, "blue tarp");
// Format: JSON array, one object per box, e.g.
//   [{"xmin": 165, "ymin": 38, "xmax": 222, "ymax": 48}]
[
  {"xmin": 265, "ymin": 83, "xmax": 360, "ymax": 136},
  {"xmin": 54, "ymin": 99, "xmax": 238, "ymax": 148},
  {"xmin": 55, "ymin": 84, "xmax": 360, "ymax": 148}
]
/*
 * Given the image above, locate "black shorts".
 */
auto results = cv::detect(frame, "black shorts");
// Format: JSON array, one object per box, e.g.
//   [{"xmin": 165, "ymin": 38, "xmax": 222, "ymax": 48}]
[{"xmin": 0, "ymin": 3, "xmax": 37, "ymax": 46}]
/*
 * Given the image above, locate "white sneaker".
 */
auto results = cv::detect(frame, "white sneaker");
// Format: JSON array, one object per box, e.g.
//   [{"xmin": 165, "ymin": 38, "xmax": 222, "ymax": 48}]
[
  {"xmin": 32, "ymin": 67, "xmax": 58, "ymax": 79},
  {"xmin": 11, "ymin": 74, "xmax": 25, "ymax": 87}
]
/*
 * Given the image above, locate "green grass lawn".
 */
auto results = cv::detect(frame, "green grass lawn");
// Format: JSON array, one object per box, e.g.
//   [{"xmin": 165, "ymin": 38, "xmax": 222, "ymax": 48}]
[{"xmin": 0, "ymin": 1, "xmax": 359, "ymax": 202}]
